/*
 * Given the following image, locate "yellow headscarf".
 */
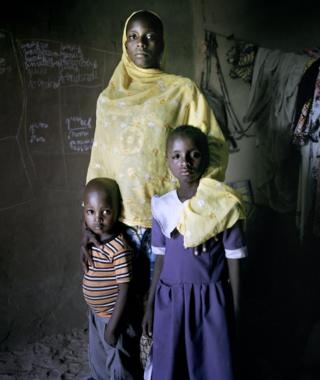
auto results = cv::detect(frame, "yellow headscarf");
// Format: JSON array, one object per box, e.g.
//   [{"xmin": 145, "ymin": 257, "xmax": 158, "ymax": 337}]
[{"xmin": 86, "ymin": 10, "xmax": 228, "ymax": 228}]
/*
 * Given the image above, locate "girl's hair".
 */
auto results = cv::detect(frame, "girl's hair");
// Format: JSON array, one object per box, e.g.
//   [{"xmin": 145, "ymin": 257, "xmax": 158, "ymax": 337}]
[
  {"xmin": 126, "ymin": 10, "xmax": 164, "ymax": 36},
  {"xmin": 166, "ymin": 125, "xmax": 210, "ymax": 170}
]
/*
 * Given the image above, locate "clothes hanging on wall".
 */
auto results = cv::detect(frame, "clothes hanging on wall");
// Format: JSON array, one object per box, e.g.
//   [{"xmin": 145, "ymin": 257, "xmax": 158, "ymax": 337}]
[
  {"xmin": 314, "ymin": 160, "xmax": 320, "ymax": 236},
  {"xmin": 200, "ymin": 31, "xmax": 239, "ymax": 152},
  {"xmin": 244, "ymin": 48, "xmax": 310, "ymax": 213},
  {"xmin": 226, "ymin": 41, "xmax": 258, "ymax": 84},
  {"xmin": 292, "ymin": 58, "xmax": 320, "ymax": 145},
  {"xmin": 293, "ymin": 60, "xmax": 320, "ymax": 239},
  {"xmin": 296, "ymin": 142, "xmax": 320, "ymax": 240},
  {"xmin": 205, "ymin": 32, "xmax": 255, "ymax": 141}
]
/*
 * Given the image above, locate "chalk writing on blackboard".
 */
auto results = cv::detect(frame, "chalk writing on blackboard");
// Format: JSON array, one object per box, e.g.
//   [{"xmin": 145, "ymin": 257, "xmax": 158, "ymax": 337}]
[
  {"xmin": 65, "ymin": 116, "xmax": 93, "ymax": 152},
  {"xmin": 20, "ymin": 41, "xmax": 99, "ymax": 89},
  {"xmin": 29, "ymin": 122, "xmax": 48, "ymax": 143},
  {"xmin": 0, "ymin": 57, "xmax": 12, "ymax": 75}
]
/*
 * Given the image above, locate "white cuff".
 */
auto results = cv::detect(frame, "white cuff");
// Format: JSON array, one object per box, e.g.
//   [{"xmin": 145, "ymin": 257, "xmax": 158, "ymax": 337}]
[
  {"xmin": 225, "ymin": 246, "xmax": 248, "ymax": 259},
  {"xmin": 152, "ymin": 245, "xmax": 165, "ymax": 255}
]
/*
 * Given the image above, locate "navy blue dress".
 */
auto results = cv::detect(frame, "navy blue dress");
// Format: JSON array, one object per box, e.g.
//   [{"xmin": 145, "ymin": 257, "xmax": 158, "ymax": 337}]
[{"xmin": 151, "ymin": 217, "xmax": 246, "ymax": 380}]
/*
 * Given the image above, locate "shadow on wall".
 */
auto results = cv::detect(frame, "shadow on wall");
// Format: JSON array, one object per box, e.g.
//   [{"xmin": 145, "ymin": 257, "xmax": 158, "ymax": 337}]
[{"xmin": 240, "ymin": 205, "xmax": 320, "ymax": 380}]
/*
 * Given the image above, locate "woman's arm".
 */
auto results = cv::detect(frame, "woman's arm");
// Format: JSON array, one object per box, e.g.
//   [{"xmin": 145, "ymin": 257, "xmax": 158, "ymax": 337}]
[
  {"xmin": 105, "ymin": 282, "xmax": 130, "ymax": 346},
  {"xmin": 142, "ymin": 254, "xmax": 164, "ymax": 337},
  {"xmin": 187, "ymin": 83, "xmax": 228, "ymax": 181}
]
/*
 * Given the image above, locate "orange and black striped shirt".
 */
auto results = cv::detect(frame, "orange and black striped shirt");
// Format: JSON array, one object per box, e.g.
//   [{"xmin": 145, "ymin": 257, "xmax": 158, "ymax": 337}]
[{"xmin": 82, "ymin": 233, "xmax": 133, "ymax": 318}]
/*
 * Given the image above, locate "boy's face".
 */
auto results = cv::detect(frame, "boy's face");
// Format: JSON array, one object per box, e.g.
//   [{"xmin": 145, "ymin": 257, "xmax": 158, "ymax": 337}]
[
  {"xmin": 167, "ymin": 135, "xmax": 205, "ymax": 185},
  {"xmin": 83, "ymin": 190, "xmax": 118, "ymax": 240}
]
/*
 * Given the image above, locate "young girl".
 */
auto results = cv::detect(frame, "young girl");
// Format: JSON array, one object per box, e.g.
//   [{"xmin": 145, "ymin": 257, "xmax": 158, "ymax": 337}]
[{"xmin": 142, "ymin": 125, "xmax": 247, "ymax": 380}]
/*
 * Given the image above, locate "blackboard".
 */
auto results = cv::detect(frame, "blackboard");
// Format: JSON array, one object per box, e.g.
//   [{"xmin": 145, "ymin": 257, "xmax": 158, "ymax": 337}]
[
  {"xmin": 0, "ymin": 29, "xmax": 120, "ymax": 347},
  {"xmin": 0, "ymin": 31, "xmax": 120, "ymax": 209}
]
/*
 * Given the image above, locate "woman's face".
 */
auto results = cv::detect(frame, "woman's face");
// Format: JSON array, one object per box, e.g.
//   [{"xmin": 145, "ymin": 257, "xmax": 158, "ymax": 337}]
[{"xmin": 125, "ymin": 16, "xmax": 164, "ymax": 69}]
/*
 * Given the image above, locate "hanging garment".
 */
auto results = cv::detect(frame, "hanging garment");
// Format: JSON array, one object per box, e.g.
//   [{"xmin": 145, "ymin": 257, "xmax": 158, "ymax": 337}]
[
  {"xmin": 296, "ymin": 141, "xmax": 320, "ymax": 240},
  {"xmin": 226, "ymin": 41, "xmax": 258, "ymax": 84},
  {"xmin": 306, "ymin": 68, "xmax": 320, "ymax": 142},
  {"xmin": 244, "ymin": 48, "xmax": 310, "ymax": 212},
  {"xmin": 292, "ymin": 58, "xmax": 320, "ymax": 145},
  {"xmin": 313, "ymin": 156, "xmax": 320, "ymax": 237}
]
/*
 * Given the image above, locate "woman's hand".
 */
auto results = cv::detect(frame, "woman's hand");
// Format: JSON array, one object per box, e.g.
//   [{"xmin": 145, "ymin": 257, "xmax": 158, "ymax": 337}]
[
  {"xmin": 80, "ymin": 221, "xmax": 100, "ymax": 272},
  {"xmin": 142, "ymin": 305, "xmax": 154, "ymax": 338},
  {"xmin": 104, "ymin": 324, "xmax": 118, "ymax": 347}
]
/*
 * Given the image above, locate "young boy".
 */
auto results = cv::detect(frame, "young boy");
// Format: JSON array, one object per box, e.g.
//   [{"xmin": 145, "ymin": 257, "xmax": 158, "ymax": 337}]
[{"xmin": 82, "ymin": 177, "xmax": 141, "ymax": 380}]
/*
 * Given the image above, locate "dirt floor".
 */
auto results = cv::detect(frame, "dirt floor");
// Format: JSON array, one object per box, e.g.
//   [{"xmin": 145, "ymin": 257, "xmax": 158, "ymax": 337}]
[
  {"xmin": 1, "ymin": 325, "xmax": 319, "ymax": 380},
  {"xmin": 0, "ymin": 328, "xmax": 90, "ymax": 380}
]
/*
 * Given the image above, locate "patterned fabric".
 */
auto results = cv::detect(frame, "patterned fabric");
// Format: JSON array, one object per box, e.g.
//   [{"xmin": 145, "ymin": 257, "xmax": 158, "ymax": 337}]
[
  {"xmin": 292, "ymin": 99, "xmax": 313, "ymax": 145},
  {"xmin": 152, "ymin": 178, "xmax": 245, "ymax": 248},
  {"xmin": 82, "ymin": 233, "xmax": 133, "ymax": 318},
  {"xmin": 124, "ymin": 226, "xmax": 153, "ymax": 370},
  {"xmin": 307, "ymin": 68, "xmax": 320, "ymax": 141},
  {"xmin": 226, "ymin": 41, "xmax": 257, "ymax": 84},
  {"xmin": 314, "ymin": 159, "xmax": 320, "ymax": 237},
  {"xmin": 177, "ymin": 178, "xmax": 246, "ymax": 247},
  {"xmin": 292, "ymin": 58, "xmax": 320, "ymax": 145},
  {"xmin": 125, "ymin": 226, "xmax": 153, "ymax": 289},
  {"xmin": 86, "ymin": 11, "xmax": 228, "ymax": 228},
  {"xmin": 139, "ymin": 335, "xmax": 152, "ymax": 369}
]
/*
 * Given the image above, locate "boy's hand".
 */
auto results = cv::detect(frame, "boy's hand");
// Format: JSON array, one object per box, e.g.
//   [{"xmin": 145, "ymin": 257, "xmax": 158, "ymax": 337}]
[
  {"xmin": 104, "ymin": 325, "xmax": 118, "ymax": 347},
  {"xmin": 142, "ymin": 305, "xmax": 154, "ymax": 338}
]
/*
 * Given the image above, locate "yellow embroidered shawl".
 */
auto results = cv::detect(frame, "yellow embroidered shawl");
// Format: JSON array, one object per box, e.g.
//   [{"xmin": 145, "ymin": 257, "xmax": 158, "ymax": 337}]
[
  {"xmin": 86, "ymin": 11, "xmax": 228, "ymax": 228},
  {"xmin": 177, "ymin": 178, "xmax": 246, "ymax": 247}
]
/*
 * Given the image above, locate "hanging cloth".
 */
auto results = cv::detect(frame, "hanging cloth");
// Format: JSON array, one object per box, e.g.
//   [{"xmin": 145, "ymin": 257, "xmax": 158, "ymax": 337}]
[
  {"xmin": 244, "ymin": 48, "xmax": 309, "ymax": 212},
  {"xmin": 292, "ymin": 58, "xmax": 320, "ymax": 145}
]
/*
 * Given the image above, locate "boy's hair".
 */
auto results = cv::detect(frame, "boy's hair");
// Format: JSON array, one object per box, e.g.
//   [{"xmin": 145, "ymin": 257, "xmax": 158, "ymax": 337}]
[
  {"xmin": 166, "ymin": 125, "xmax": 210, "ymax": 170},
  {"xmin": 84, "ymin": 178, "xmax": 121, "ymax": 209}
]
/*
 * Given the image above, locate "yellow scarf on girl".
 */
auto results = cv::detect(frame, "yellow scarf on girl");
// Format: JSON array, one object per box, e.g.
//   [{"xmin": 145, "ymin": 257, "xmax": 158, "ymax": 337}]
[
  {"xmin": 86, "ymin": 11, "xmax": 228, "ymax": 228},
  {"xmin": 177, "ymin": 178, "xmax": 246, "ymax": 247}
]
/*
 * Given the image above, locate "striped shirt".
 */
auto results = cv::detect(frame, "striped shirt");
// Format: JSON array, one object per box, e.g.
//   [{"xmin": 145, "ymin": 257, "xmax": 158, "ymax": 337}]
[{"xmin": 82, "ymin": 233, "xmax": 133, "ymax": 318}]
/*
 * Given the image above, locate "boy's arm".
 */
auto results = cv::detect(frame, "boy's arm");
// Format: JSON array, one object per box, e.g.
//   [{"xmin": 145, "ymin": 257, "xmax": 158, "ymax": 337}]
[
  {"xmin": 105, "ymin": 282, "xmax": 129, "ymax": 347},
  {"xmin": 142, "ymin": 254, "xmax": 164, "ymax": 337}
]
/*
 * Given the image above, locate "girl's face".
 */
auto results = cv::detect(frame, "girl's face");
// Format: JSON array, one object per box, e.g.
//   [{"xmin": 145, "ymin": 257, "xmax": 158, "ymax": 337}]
[
  {"xmin": 125, "ymin": 16, "xmax": 164, "ymax": 69},
  {"xmin": 167, "ymin": 135, "xmax": 205, "ymax": 186}
]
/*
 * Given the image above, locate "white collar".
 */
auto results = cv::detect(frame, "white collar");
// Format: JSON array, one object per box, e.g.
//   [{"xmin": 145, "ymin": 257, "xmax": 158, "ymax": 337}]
[{"xmin": 151, "ymin": 190, "xmax": 183, "ymax": 238}]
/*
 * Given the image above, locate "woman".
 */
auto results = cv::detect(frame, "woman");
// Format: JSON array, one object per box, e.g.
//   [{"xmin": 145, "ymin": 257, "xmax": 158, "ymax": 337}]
[{"xmin": 85, "ymin": 9, "xmax": 227, "ymax": 227}]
